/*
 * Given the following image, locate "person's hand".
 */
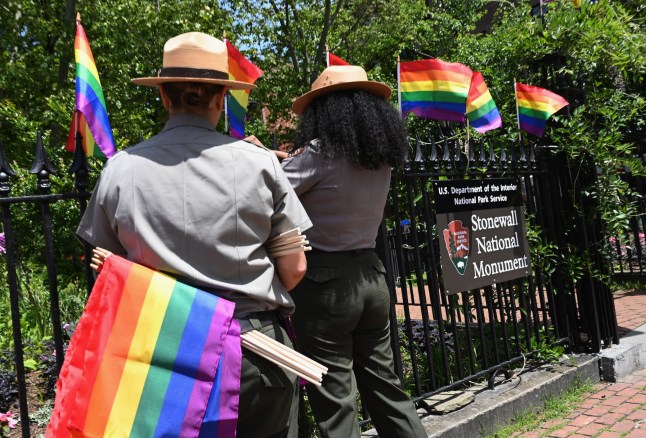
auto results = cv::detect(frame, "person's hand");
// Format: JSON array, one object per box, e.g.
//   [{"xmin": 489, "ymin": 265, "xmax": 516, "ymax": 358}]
[
  {"xmin": 90, "ymin": 247, "xmax": 113, "ymax": 272},
  {"xmin": 273, "ymin": 150, "xmax": 289, "ymax": 161},
  {"xmin": 244, "ymin": 135, "xmax": 265, "ymax": 148}
]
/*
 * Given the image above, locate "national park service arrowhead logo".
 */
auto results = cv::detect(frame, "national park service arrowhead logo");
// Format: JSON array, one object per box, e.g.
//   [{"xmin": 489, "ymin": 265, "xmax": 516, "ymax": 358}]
[{"xmin": 443, "ymin": 220, "xmax": 470, "ymax": 275}]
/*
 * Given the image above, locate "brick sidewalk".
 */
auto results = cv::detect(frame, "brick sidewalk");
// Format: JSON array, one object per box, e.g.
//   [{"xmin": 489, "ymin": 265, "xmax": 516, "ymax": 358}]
[{"xmin": 521, "ymin": 289, "xmax": 646, "ymax": 437}]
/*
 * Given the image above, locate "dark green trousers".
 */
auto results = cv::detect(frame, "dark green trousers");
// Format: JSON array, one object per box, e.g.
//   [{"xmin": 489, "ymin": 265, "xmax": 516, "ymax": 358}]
[
  {"xmin": 237, "ymin": 317, "xmax": 299, "ymax": 438},
  {"xmin": 291, "ymin": 250, "xmax": 426, "ymax": 438}
]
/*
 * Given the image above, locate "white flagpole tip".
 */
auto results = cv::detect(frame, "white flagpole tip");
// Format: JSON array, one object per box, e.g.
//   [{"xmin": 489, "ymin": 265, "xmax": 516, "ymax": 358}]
[{"xmin": 76, "ymin": 12, "xmax": 81, "ymax": 23}]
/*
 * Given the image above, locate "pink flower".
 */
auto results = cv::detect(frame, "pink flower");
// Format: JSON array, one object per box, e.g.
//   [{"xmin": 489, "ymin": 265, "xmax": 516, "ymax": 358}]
[{"xmin": 0, "ymin": 411, "xmax": 18, "ymax": 429}]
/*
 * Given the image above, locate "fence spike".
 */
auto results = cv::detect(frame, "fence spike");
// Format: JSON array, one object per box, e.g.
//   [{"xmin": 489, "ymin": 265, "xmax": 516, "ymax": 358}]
[
  {"xmin": 529, "ymin": 143, "xmax": 537, "ymax": 170},
  {"xmin": 442, "ymin": 136, "xmax": 452, "ymax": 172},
  {"xmin": 519, "ymin": 142, "xmax": 528, "ymax": 170},
  {"xmin": 68, "ymin": 131, "xmax": 92, "ymax": 192},
  {"xmin": 0, "ymin": 140, "xmax": 16, "ymax": 195},
  {"xmin": 414, "ymin": 134, "xmax": 424, "ymax": 167},
  {"xmin": 454, "ymin": 138, "xmax": 466, "ymax": 171},
  {"xmin": 510, "ymin": 140, "xmax": 518, "ymax": 170},
  {"xmin": 429, "ymin": 132, "xmax": 439, "ymax": 171},
  {"xmin": 500, "ymin": 143, "xmax": 509, "ymax": 171},
  {"xmin": 468, "ymin": 139, "xmax": 476, "ymax": 167},
  {"xmin": 479, "ymin": 142, "xmax": 487, "ymax": 168},
  {"xmin": 29, "ymin": 131, "xmax": 57, "ymax": 192},
  {"xmin": 488, "ymin": 141, "xmax": 497, "ymax": 171}
]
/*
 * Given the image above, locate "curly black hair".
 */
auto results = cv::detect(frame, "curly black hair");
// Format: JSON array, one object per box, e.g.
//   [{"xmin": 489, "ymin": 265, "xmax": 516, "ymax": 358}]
[{"xmin": 292, "ymin": 90, "xmax": 409, "ymax": 170}]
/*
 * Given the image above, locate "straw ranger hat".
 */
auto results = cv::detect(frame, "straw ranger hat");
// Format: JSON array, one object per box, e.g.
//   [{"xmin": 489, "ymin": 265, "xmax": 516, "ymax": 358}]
[
  {"xmin": 132, "ymin": 32, "xmax": 255, "ymax": 90},
  {"xmin": 291, "ymin": 65, "xmax": 391, "ymax": 115}
]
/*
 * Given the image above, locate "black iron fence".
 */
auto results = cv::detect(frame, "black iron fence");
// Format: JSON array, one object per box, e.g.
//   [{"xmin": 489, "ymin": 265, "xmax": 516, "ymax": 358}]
[
  {"xmin": 609, "ymin": 167, "xmax": 646, "ymax": 281},
  {"xmin": 0, "ymin": 131, "xmax": 621, "ymax": 437},
  {"xmin": 371, "ymin": 134, "xmax": 618, "ymax": 411}
]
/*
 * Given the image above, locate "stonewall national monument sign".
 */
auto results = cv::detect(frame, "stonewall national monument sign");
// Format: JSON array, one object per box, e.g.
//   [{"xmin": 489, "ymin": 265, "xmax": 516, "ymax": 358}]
[{"xmin": 434, "ymin": 178, "xmax": 532, "ymax": 295}]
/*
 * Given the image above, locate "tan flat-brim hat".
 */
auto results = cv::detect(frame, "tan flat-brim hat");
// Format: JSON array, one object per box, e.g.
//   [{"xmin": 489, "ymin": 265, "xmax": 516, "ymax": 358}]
[
  {"xmin": 292, "ymin": 65, "xmax": 391, "ymax": 115},
  {"xmin": 132, "ymin": 32, "xmax": 255, "ymax": 90}
]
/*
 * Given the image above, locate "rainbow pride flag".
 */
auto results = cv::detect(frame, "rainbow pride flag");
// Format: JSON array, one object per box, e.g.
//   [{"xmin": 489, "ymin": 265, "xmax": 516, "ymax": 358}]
[
  {"xmin": 47, "ymin": 255, "xmax": 241, "ymax": 438},
  {"xmin": 72, "ymin": 21, "xmax": 116, "ymax": 158},
  {"xmin": 466, "ymin": 72, "xmax": 502, "ymax": 133},
  {"xmin": 65, "ymin": 111, "xmax": 107, "ymax": 158},
  {"xmin": 516, "ymin": 83, "xmax": 569, "ymax": 137},
  {"xmin": 327, "ymin": 51, "xmax": 349, "ymax": 66},
  {"xmin": 399, "ymin": 58, "xmax": 473, "ymax": 122},
  {"xmin": 226, "ymin": 40, "xmax": 263, "ymax": 139}
]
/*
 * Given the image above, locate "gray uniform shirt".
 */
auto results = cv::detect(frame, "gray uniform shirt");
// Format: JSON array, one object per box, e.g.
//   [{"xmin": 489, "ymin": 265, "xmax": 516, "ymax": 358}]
[
  {"xmin": 281, "ymin": 142, "xmax": 391, "ymax": 251},
  {"xmin": 77, "ymin": 114, "xmax": 312, "ymax": 317}
]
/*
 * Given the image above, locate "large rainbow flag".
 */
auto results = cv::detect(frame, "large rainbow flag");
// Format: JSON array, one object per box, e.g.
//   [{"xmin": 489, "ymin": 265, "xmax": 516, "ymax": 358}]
[
  {"xmin": 466, "ymin": 72, "xmax": 502, "ymax": 133},
  {"xmin": 399, "ymin": 58, "xmax": 473, "ymax": 122},
  {"xmin": 226, "ymin": 40, "xmax": 263, "ymax": 139},
  {"xmin": 47, "ymin": 255, "xmax": 241, "ymax": 438},
  {"xmin": 69, "ymin": 20, "xmax": 116, "ymax": 158},
  {"xmin": 516, "ymin": 83, "xmax": 569, "ymax": 137}
]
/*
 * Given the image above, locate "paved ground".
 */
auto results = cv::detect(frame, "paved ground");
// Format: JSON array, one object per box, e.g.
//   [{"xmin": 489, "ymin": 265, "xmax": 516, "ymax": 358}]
[{"xmin": 517, "ymin": 289, "xmax": 646, "ymax": 438}]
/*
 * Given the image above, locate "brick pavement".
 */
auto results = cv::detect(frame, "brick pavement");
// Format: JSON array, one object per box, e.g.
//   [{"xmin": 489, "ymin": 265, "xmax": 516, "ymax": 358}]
[{"xmin": 517, "ymin": 289, "xmax": 646, "ymax": 437}]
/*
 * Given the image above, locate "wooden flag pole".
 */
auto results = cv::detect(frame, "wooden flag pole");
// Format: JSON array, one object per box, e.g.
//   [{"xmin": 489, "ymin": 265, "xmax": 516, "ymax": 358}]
[
  {"xmin": 325, "ymin": 45, "xmax": 330, "ymax": 67},
  {"xmin": 466, "ymin": 116, "xmax": 470, "ymax": 162},
  {"xmin": 397, "ymin": 55, "xmax": 402, "ymax": 116},
  {"xmin": 223, "ymin": 31, "xmax": 229, "ymax": 135},
  {"xmin": 515, "ymin": 85, "xmax": 522, "ymax": 145}
]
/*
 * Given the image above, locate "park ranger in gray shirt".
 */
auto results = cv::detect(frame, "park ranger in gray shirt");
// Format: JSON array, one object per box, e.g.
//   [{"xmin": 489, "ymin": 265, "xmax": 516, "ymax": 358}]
[
  {"xmin": 77, "ymin": 32, "xmax": 311, "ymax": 438},
  {"xmin": 280, "ymin": 65, "xmax": 427, "ymax": 438}
]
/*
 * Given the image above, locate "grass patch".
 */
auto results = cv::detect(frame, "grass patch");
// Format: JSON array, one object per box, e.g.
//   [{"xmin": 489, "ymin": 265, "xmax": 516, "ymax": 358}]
[{"xmin": 486, "ymin": 379, "xmax": 596, "ymax": 438}]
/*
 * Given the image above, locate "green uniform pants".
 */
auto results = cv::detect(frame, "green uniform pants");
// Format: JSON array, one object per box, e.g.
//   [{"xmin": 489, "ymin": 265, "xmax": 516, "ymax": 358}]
[
  {"xmin": 237, "ymin": 316, "xmax": 299, "ymax": 438},
  {"xmin": 291, "ymin": 250, "xmax": 427, "ymax": 438}
]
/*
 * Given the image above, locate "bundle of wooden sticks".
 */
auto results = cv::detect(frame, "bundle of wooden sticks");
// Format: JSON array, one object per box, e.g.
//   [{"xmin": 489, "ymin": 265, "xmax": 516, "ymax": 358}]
[
  {"xmin": 240, "ymin": 330, "xmax": 327, "ymax": 386},
  {"xmin": 266, "ymin": 228, "xmax": 312, "ymax": 258}
]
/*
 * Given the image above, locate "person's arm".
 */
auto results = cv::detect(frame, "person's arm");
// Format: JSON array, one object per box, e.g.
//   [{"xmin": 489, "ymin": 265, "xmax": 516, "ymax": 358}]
[
  {"xmin": 245, "ymin": 135, "xmax": 289, "ymax": 161},
  {"xmin": 274, "ymin": 251, "xmax": 307, "ymax": 291}
]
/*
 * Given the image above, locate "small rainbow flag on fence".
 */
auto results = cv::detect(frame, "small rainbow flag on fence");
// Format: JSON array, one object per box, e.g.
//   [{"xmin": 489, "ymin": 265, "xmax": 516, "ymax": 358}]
[
  {"xmin": 399, "ymin": 58, "xmax": 473, "ymax": 122},
  {"xmin": 466, "ymin": 72, "xmax": 502, "ymax": 133},
  {"xmin": 516, "ymin": 83, "xmax": 569, "ymax": 137},
  {"xmin": 226, "ymin": 40, "xmax": 263, "ymax": 139},
  {"xmin": 327, "ymin": 50, "xmax": 349, "ymax": 66},
  {"xmin": 47, "ymin": 255, "xmax": 241, "ymax": 438},
  {"xmin": 67, "ymin": 17, "xmax": 116, "ymax": 158},
  {"xmin": 65, "ymin": 111, "xmax": 106, "ymax": 158}
]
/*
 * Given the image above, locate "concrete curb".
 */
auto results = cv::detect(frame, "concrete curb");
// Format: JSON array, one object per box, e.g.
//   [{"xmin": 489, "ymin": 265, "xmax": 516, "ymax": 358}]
[
  {"xmin": 599, "ymin": 323, "xmax": 646, "ymax": 382},
  {"xmin": 420, "ymin": 354, "xmax": 600, "ymax": 438},
  {"xmin": 361, "ymin": 354, "xmax": 599, "ymax": 437}
]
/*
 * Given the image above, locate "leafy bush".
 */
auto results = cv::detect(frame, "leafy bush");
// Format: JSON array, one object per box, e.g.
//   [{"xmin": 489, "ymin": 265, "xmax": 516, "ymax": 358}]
[{"xmin": 0, "ymin": 351, "xmax": 18, "ymax": 412}]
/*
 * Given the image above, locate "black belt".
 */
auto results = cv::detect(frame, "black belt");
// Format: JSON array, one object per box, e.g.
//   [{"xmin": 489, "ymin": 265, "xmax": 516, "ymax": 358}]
[
  {"xmin": 237, "ymin": 310, "xmax": 281, "ymax": 333},
  {"xmin": 309, "ymin": 247, "xmax": 375, "ymax": 255}
]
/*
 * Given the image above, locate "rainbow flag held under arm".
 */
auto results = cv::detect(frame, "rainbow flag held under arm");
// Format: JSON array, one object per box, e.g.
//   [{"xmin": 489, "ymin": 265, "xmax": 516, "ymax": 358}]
[
  {"xmin": 226, "ymin": 40, "xmax": 263, "ymax": 139},
  {"xmin": 46, "ymin": 255, "xmax": 241, "ymax": 438},
  {"xmin": 466, "ymin": 72, "xmax": 502, "ymax": 133},
  {"xmin": 399, "ymin": 58, "xmax": 473, "ymax": 122},
  {"xmin": 73, "ymin": 21, "xmax": 116, "ymax": 158},
  {"xmin": 516, "ymin": 83, "xmax": 569, "ymax": 137}
]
